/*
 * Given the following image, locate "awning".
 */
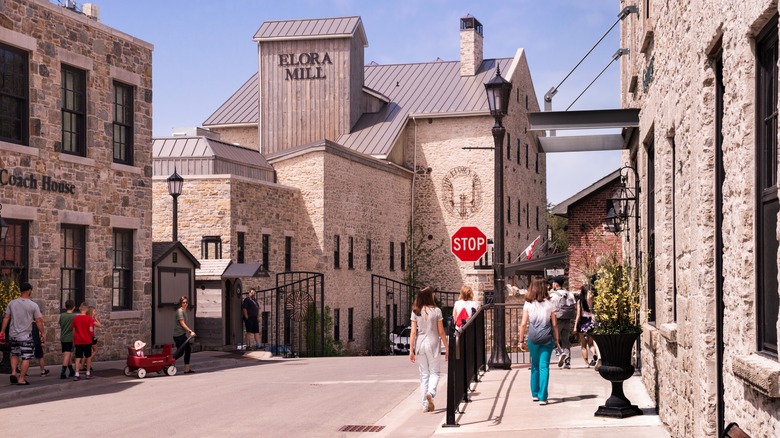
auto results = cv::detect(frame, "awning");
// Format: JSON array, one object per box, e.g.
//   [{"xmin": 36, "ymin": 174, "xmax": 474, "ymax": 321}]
[
  {"xmin": 527, "ymin": 108, "xmax": 639, "ymax": 153},
  {"xmin": 506, "ymin": 252, "xmax": 569, "ymax": 277},
  {"xmin": 221, "ymin": 263, "xmax": 269, "ymax": 278}
]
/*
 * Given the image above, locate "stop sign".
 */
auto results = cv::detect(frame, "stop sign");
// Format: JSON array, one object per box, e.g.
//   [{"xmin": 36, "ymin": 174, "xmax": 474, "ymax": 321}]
[{"xmin": 451, "ymin": 226, "xmax": 488, "ymax": 262}]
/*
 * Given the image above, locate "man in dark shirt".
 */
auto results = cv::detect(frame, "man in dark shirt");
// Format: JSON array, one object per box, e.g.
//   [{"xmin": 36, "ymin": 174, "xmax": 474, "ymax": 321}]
[{"xmin": 242, "ymin": 289, "xmax": 261, "ymax": 350}]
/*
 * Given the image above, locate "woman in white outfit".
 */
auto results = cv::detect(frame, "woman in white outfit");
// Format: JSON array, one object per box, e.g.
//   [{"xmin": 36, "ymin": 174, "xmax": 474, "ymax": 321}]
[
  {"xmin": 409, "ymin": 286, "xmax": 449, "ymax": 413},
  {"xmin": 452, "ymin": 285, "xmax": 480, "ymax": 329}
]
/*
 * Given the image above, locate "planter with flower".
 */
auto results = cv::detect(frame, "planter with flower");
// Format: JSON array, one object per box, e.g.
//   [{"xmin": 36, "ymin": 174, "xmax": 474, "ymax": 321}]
[
  {"xmin": 0, "ymin": 278, "xmax": 21, "ymax": 373},
  {"xmin": 589, "ymin": 252, "xmax": 643, "ymax": 419}
]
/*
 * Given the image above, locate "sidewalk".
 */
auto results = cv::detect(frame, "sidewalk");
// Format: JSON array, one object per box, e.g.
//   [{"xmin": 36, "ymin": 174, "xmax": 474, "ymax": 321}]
[
  {"xmin": 0, "ymin": 349, "xmax": 271, "ymax": 409},
  {"xmin": 370, "ymin": 359, "xmax": 669, "ymax": 438}
]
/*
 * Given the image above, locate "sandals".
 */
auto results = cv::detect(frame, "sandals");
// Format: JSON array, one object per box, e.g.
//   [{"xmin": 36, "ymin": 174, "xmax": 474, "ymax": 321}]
[
  {"xmin": 17, "ymin": 381, "xmax": 30, "ymax": 385},
  {"xmin": 9, "ymin": 375, "xmax": 17, "ymax": 384}
]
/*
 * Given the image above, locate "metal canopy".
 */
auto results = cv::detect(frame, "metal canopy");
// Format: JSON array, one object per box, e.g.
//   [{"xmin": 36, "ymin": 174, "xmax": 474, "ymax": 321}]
[
  {"xmin": 527, "ymin": 108, "xmax": 639, "ymax": 153},
  {"xmin": 222, "ymin": 263, "xmax": 269, "ymax": 278},
  {"xmin": 505, "ymin": 252, "xmax": 569, "ymax": 276},
  {"xmin": 528, "ymin": 108, "xmax": 639, "ymax": 131}
]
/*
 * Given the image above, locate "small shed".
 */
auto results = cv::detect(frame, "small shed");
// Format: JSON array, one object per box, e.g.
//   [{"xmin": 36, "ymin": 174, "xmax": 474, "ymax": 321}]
[{"xmin": 152, "ymin": 241, "xmax": 200, "ymax": 345}]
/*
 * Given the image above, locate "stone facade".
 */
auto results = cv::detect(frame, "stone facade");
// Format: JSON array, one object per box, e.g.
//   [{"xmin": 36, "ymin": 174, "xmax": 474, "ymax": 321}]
[
  {"xmin": 210, "ymin": 126, "xmax": 258, "ymax": 150},
  {"xmin": 0, "ymin": 0, "xmax": 153, "ymax": 361},
  {"xmin": 620, "ymin": 0, "xmax": 780, "ymax": 436}
]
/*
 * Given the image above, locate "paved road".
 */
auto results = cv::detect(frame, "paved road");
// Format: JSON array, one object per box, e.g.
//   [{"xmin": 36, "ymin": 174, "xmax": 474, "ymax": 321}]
[{"xmin": 1, "ymin": 355, "xmax": 432, "ymax": 437}]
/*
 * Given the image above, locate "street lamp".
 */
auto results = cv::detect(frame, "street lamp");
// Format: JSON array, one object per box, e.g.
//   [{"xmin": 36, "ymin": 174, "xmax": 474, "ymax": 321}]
[
  {"xmin": 605, "ymin": 166, "xmax": 639, "ymax": 237},
  {"xmin": 167, "ymin": 167, "xmax": 184, "ymax": 242},
  {"xmin": 0, "ymin": 202, "xmax": 8, "ymax": 241},
  {"xmin": 485, "ymin": 65, "xmax": 512, "ymax": 370}
]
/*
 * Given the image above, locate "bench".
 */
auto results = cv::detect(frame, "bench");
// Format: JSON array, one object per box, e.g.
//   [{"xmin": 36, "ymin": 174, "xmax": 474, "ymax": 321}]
[{"xmin": 722, "ymin": 422, "xmax": 750, "ymax": 438}]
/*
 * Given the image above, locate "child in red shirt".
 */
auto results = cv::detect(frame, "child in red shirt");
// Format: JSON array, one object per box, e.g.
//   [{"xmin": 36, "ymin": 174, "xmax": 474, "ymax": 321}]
[{"xmin": 70, "ymin": 303, "xmax": 94, "ymax": 381}]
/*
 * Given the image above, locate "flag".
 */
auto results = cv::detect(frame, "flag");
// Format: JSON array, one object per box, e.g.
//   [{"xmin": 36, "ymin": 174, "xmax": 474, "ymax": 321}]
[{"xmin": 522, "ymin": 235, "xmax": 541, "ymax": 260}]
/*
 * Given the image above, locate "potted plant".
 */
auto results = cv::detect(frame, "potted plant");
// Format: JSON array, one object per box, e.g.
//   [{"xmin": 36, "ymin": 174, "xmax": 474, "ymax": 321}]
[
  {"xmin": 0, "ymin": 277, "xmax": 21, "ymax": 373},
  {"xmin": 589, "ymin": 252, "xmax": 643, "ymax": 418}
]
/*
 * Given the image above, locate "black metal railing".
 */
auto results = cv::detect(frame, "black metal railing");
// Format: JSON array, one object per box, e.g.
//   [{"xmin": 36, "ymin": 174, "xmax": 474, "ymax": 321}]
[
  {"xmin": 484, "ymin": 303, "xmax": 529, "ymax": 364},
  {"xmin": 444, "ymin": 306, "xmax": 487, "ymax": 427}
]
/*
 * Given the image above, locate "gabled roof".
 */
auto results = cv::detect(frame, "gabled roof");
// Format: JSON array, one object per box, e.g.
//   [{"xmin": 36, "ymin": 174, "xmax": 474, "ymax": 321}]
[
  {"xmin": 152, "ymin": 241, "xmax": 201, "ymax": 268},
  {"xmin": 203, "ymin": 58, "xmax": 511, "ymax": 157},
  {"xmin": 254, "ymin": 16, "xmax": 367, "ymax": 47},
  {"xmin": 153, "ymin": 136, "xmax": 271, "ymax": 169},
  {"xmin": 551, "ymin": 169, "xmax": 620, "ymax": 217},
  {"xmin": 196, "ymin": 259, "xmax": 232, "ymax": 280}
]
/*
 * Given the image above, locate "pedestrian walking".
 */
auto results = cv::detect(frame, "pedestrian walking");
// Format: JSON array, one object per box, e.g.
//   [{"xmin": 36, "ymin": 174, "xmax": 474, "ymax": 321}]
[
  {"xmin": 518, "ymin": 278, "xmax": 560, "ymax": 405},
  {"xmin": 0, "ymin": 282, "xmax": 44, "ymax": 386},
  {"xmin": 71, "ymin": 302, "xmax": 94, "ymax": 381},
  {"xmin": 31, "ymin": 322, "xmax": 49, "ymax": 376},
  {"xmin": 86, "ymin": 306, "xmax": 102, "ymax": 369},
  {"xmin": 549, "ymin": 276, "xmax": 575, "ymax": 369},
  {"xmin": 242, "ymin": 288, "xmax": 261, "ymax": 350},
  {"xmin": 59, "ymin": 299, "xmax": 76, "ymax": 378},
  {"xmin": 409, "ymin": 286, "xmax": 449, "ymax": 413},
  {"xmin": 574, "ymin": 284, "xmax": 598, "ymax": 368},
  {"xmin": 452, "ymin": 285, "xmax": 480, "ymax": 330},
  {"xmin": 173, "ymin": 296, "xmax": 196, "ymax": 374}
]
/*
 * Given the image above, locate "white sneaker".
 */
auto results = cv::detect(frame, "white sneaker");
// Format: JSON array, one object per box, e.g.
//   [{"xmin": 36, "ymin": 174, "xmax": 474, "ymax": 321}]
[
  {"xmin": 558, "ymin": 353, "xmax": 568, "ymax": 367},
  {"xmin": 539, "ymin": 400, "xmax": 548, "ymax": 406},
  {"xmin": 422, "ymin": 400, "xmax": 428, "ymax": 413},
  {"xmin": 532, "ymin": 396, "xmax": 539, "ymax": 401}
]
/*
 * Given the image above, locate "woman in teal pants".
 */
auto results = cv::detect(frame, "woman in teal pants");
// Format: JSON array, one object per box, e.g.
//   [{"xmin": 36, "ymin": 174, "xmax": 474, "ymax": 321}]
[{"xmin": 518, "ymin": 278, "xmax": 560, "ymax": 405}]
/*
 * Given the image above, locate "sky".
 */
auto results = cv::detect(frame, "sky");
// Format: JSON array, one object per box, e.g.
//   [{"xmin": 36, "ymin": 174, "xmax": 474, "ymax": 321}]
[{"xmin": 81, "ymin": 0, "xmax": 623, "ymax": 206}]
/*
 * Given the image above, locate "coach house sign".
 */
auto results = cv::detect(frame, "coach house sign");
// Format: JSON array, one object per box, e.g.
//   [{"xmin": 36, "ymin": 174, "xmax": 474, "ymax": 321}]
[
  {"xmin": 279, "ymin": 52, "xmax": 332, "ymax": 80},
  {"xmin": 442, "ymin": 166, "xmax": 483, "ymax": 219},
  {"xmin": 0, "ymin": 168, "xmax": 76, "ymax": 194}
]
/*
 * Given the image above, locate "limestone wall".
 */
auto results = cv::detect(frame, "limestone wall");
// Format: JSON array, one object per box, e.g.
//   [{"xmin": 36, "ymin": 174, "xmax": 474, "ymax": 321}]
[{"xmin": 620, "ymin": 0, "xmax": 780, "ymax": 435}]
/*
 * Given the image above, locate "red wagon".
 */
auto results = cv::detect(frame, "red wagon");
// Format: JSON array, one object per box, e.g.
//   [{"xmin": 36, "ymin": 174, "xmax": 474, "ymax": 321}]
[{"xmin": 124, "ymin": 344, "xmax": 177, "ymax": 379}]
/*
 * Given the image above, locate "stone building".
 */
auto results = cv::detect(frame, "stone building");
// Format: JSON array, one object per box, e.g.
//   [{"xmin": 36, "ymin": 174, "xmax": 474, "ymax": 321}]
[
  {"xmin": 155, "ymin": 15, "xmax": 548, "ymax": 353},
  {"xmin": 0, "ymin": 0, "xmax": 153, "ymax": 360},
  {"xmin": 619, "ymin": 0, "xmax": 780, "ymax": 435}
]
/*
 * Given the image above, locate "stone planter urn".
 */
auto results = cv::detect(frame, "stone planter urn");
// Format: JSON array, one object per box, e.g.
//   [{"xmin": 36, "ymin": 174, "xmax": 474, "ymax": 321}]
[{"xmin": 590, "ymin": 332, "xmax": 643, "ymax": 418}]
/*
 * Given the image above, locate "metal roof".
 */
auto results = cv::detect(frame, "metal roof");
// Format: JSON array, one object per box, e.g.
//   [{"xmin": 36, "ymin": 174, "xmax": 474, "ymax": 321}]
[
  {"xmin": 550, "ymin": 169, "xmax": 620, "ymax": 217},
  {"xmin": 505, "ymin": 252, "xmax": 569, "ymax": 276},
  {"xmin": 203, "ymin": 58, "xmax": 511, "ymax": 157},
  {"xmin": 153, "ymin": 136, "xmax": 273, "ymax": 170},
  {"xmin": 254, "ymin": 16, "xmax": 367, "ymax": 46},
  {"xmin": 527, "ymin": 108, "xmax": 640, "ymax": 153},
  {"xmin": 195, "ymin": 259, "xmax": 232, "ymax": 280},
  {"xmin": 202, "ymin": 73, "xmax": 259, "ymax": 127}
]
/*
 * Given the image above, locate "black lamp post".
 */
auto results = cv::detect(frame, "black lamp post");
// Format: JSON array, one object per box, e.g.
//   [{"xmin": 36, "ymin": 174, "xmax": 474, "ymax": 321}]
[
  {"xmin": 0, "ymin": 202, "xmax": 8, "ymax": 241},
  {"xmin": 167, "ymin": 168, "xmax": 184, "ymax": 242},
  {"xmin": 485, "ymin": 65, "xmax": 512, "ymax": 370},
  {"xmin": 605, "ymin": 166, "xmax": 639, "ymax": 237}
]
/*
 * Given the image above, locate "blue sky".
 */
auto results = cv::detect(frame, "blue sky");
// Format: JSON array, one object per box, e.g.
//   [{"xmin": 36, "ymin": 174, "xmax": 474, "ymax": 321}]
[{"xmin": 86, "ymin": 0, "xmax": 623, "ymax": 205}]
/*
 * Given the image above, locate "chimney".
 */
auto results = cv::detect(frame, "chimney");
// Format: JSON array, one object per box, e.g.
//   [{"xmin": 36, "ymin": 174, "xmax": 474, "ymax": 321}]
[
  {"xmin": 82, "ymin": 3, "xmax": 100, "ymax": 21},
  {"xmin": 460, "ymin": 14, "xmax": 483, "ymax": 76}
]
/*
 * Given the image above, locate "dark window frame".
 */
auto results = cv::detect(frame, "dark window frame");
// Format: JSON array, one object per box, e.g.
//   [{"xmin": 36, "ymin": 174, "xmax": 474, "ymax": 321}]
[
  {"xmin": 112, "ymin": 228, "xmax": 133, "ymax": 310},
  {"xmin": 334, "ymin": 235, "xmax": 341, "ymax": 269},
  {"xmin": 366, "ymin": 239, "xmax": 372, "ymax": 271},
  {"xmin": 507, "ymin": 196, "xmax": 511, "ymax": 224},
  {"xmin": 262, "ymin": 234, "xmax": 270, "ymax": 271},
  {"xmin": 112, "ymin": 81, "xmax": 134, "ymax": 165},
  {"xmin": 61, "ymin": 224, "xmax": 86, "ymax": 307},
  {"xmin": 647, "ymin": 138, "xmax": 656, "ymax": 324},
  {"xmin": 756, "ymin": 15, "xmax": 779, "ymax": 356},
  {"xmin": 0, "ymin": 43, "xmax": 29, "ymax": 145},
  {"xmin": 390, "ymin": 241, "xmax": 395, "ymax": 271},
  {"xmin": 0, "ymin": 219, "xmax": 29, "ymax": 285},
  {"xmin": 237, "ymin": 232, "xmax": 245, "ymax": 264},
  {"xmin": 348, "ymin": 307, "xmax": 354, "ymax": 341},
  {"xmin": 400, "ymin": 242, "xmax": 406, "ymax": 271},
  {"xmin": 285, "ymin": 236, "xmax": 292, "ymax": 272},
  {"xmin": 201, "ymin": 235, "xmax": 222, "ymax": 260},
  {"xmin": 348, "ymin": 236, "xmax": 354, "ymax": 270},
  {"xmin": 61, "ymin": 64, "xmax": 87, "ymax": 156},
  {"xmin": 334, "ymin": 308, "xmax": 340, "ymax": 342}
]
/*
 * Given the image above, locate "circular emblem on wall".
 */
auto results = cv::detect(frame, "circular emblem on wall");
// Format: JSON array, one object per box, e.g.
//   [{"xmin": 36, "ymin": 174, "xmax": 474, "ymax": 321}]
[{"xmin": 442, "ymin": 166, "xmax": 483, "ymax": 219}]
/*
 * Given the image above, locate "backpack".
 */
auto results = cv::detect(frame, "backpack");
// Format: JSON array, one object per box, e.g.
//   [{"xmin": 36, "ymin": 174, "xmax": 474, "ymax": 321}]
[
  {"xmin": 455, "ymin": 307, "xmax": 470, "ymax": 328},
  {"xmin": 555, "ymin": 291, "xmax": 576, "ymax": 320}
]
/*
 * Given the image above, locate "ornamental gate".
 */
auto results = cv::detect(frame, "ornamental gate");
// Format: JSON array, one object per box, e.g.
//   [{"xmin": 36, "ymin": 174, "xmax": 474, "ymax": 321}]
[{"xmin": 254, "ymin": 272, "xmax": 325, "ymax": 357}]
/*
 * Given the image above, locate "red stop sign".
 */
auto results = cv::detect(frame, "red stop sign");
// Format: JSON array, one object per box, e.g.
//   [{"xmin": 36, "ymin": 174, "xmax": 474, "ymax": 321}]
[{"xmin": 451, "ymin": 226, "xmax": 488, "ymax": 262}]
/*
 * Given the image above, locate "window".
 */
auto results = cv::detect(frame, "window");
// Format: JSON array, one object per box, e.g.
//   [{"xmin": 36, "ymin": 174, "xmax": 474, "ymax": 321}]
[
  {"xmin": 284, "ymin": 236, "xmax": 292, "ymax": 272},
  {"xmin": 61, "ymin": 225, "xmax": 86, "ymax": 307},
  {"xmin": 112, "ymin": 229, "xmax": 133, "ymax": 310},
  {"xmin": 334, "ymin": 235, "xmax": 340, "ymax": 269},
  {"xmin": 525, "ymin": 144, "xmax": 529, "ymax": 168},
  {"xmin": 671, "ymin": 137, "xmax": 678, "ymax": 321},
  {"xmin": 507, "ymin": 197, "xmax": 511, "ymax": 224},
  {"xmin": 237, "ymin": 232, "xmax": 245, "ymax": 264},
  {"xmin": 526, "ymin": 202, "xmax": 530, "ymax": 228},
  {"xmin": 756, "ymin": 15, "xmax": 779, "ymax": 355},
  {"xmin": 346, "ymin": 236, "xmax": 354, "ymax": 269},
  {"xmin": 348, "ymin": 308, "xmax": 354, "ymax": 341},
  {"xmin": 516, "ymin": 139, "xmax": 521, "ymax": 164},
  {"xmin": 201, "ymin": 236, "xmax": 222, "ymax": 259},
  {"xmin": 61, "ymin": 65, "xmax": 86, "ymax": 156},
  {"xmin": 112, "ymin": 81, "xmax": 134, "ymax": 164},
  {"xmin": 366, "ymin": 239, "xmax": 372, "ymax": 271},
  {"xmin": 0, "ymin": 220, "xmax": 29, "ymax": 284},
  {"xmin": 535, "ymin": 151, "xmax": 539, "ymax": 174},
  {"xmin": 535, "ymin": 206, "xmax": 539, "ymax": 230},
  {"xmin": 262, "ymin": 234, "xmax": 270, "ymax": 271},
  {"xmin": 0, "ymin": 44, "xmax": 28, "ymax": 145},
  {"xmin": 507, "ymin": 133, "xmax": 511, "ymax": 160},
  {"xmin": 334, "ymin": 308, "xmax": 340, "ymax": 342},
  {"xmin": 647, "ymin": 139, "xmax": 656, "ymax": 323},
  {"xmin": 390, "ymin": 242, "xmax": 395, "ymax": 271},
  {"xmin": 517, "ymin": 199, "xmax": 521, "ymax": 224},
  {"xmin": 400, "ymin": 242, "xmax": 406, "ymax": 271}
]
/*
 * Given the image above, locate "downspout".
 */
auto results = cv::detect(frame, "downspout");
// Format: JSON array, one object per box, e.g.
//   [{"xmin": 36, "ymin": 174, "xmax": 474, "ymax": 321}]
[{"xmin": 411, "ymin": 116, "xmax": 418, "ymax": 283}]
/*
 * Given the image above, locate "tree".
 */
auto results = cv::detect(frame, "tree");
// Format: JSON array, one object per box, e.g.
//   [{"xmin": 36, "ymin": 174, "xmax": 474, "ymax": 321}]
[{"xmin": 547, "ymin": 202, "xmax": 568, "ymax": 253}]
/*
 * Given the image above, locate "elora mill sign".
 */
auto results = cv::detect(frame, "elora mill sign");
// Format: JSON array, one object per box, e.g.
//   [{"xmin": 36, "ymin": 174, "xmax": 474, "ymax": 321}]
[{"xmin": 279, "ymin": 52, "xmax": 332, "ymax": 80}]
